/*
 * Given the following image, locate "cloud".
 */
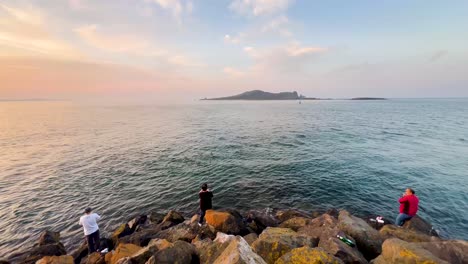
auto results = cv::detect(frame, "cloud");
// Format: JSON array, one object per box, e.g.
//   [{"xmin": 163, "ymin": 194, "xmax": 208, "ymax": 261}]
[
  {"xmin": 261, "ymin": 15, "xmax": 292, "ymax": 37},
  {"xmin": 0, "ymin": 3, "xmax": 79, "ymax": 59},
  {"xmin": 224, "ymin": 42, "xmax": 327, "ymax": 78},
  {"xmin": 246, "ymin": 42, "xmax": 326, "ymax": 73},
  {"xmin": 74, "ymin": 24, "xmax": 202, "ymax": 69},
  {"xmin": 429, "ymin": 50, "xmax": 448, "ymax": 62},
  {"xmin": 152, "ymin": 0, "xmax": 193, "ymax": 21},
  {"xmin": 223, "ymin": 67, "xmax": 246, "ymax": 77},
  {"xmin": 69, "ymin": 0, "xmax": 87, "ymax": 10},
  {"xmin": 230, "ymin": 0, "xmax": 294, "ymax": 16},
  {"xmin": 224, "ymin": 34, "xmax": 241, "ymax": 44},
  {"xmin": 74, "ymin": 24, "xmax": 150, "ymax": 53}
]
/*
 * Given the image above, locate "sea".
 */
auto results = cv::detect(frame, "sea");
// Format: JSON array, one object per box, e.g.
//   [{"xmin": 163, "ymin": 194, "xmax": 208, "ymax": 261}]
[{"xmin": 0, "ymin": 99, "xmax": 467, "ymax": 257}]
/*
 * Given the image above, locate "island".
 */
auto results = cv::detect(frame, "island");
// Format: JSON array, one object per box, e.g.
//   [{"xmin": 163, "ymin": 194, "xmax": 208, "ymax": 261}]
[
  {"xmin": 201, "ymin": 90, "xmax": 386, "ymax": 101},
  {"xmin": 351, "ymin": 97, "xmax": 387, "ymax": 100},
  {"xmin": 201, "ymin": 90, "xmax": 311, "ymax": 100}
]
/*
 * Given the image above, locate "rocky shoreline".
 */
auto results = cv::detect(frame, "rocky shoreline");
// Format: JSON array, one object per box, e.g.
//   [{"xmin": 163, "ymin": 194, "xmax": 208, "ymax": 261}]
[{"xmin": 3, "ymin": 208, "xmax": 467, "ymax": 264}]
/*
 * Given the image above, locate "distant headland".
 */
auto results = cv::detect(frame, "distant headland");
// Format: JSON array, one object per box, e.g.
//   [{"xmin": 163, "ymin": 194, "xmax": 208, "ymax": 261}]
[{"xmin": 201, "ymin": 90, "xmax": 386, "ymax": 101}]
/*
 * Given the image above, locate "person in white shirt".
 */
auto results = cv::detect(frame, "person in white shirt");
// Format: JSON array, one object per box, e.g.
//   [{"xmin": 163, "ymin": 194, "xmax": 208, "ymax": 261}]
[{"xmin": 79, "ymin": 207, "xmax": 101, "ymax": 254}]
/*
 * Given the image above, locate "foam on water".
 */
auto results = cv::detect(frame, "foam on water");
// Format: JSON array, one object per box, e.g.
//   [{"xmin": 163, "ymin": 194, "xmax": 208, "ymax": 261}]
[{"xmin": 0, "ymin": 99, "xmax": 467, "ymax": 257}]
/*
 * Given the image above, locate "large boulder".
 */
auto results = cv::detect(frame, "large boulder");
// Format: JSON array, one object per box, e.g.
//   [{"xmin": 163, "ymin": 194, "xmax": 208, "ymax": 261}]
[
  {"xmin": 338, "ymin": 210, "xmax": 383, "ymax": 260},
  {"xmin": 151, "ymin": 240, "xmax": 199, "ymax": 264},
  {"xmin": 38, "ymin": 231, "xmax": 61, "ymax": 246},
  {"xmin": 246, "ymin": 209, "xmax": 279, "ymax": 231},
  {"xmin": 112, "ymin": 224, "xmax": 134, "ymax": 245},
  {"xmin": 372, "ymin": 238, "xmax": 449, "ymax": 264},
  {"xmin": 297, "ymin": 214, "xmax": 339, "ymax": 240},
  {"xmin": 160, "ymin": 211, "xmax": 185, "ymax": 229},
  {"xmin": 118, "ymin": 226, "xmax": 162, "ymax": 247},
  {"xmin": 110, "ymin": 243, "xmax": 142, "ymax": 264},
  {"xmin": 402, "ymin": 215, "xmax": 439, "ymax": 237},
  {"xmin": 243, "ymin": 233, "xmax": 258, "ymax": 246},
  {"xmin": 275, "ymin": 210, "xmax": 312, "ymax": 223},
  {"xmin": 318, "ymin": 235, "xmax": 368, "ymax": 264},
  {"xmin": 251, "ymin": 227, "xmax": 319, "ymax": 264},
  {"xmin": 70, "ymin": 241, "xmax": 89, "ymax": 264},
  {"xmin": 149, "ymin": 212, "xmax": 165, "ymax": 225},
  {"xmin": 379, "ymin": 225, "xmax": 438, "ymax": 243},
  {"xmin": 155, "ymin": 222, "xmax": 216, "ymax": 243},
  {"xmin": 9, "ymin": 230, "xmax": 67, "ymax": 264},
  {"xmin": 36, "ymin": 256, "xmax": 74, "ymax": 264},
  {"xmin": 275, "ymin": 247, "xmax": 344, "ymax": 264},
  {"xmin": 418, "ymin": 240, "xmax": 468, "ymax": 264},
  {"xmin": 205, "ymin": 210, "xmax": 245, "ymax": 235},
  {"xmin": 193, "ymin": 233, "xmax": 234, "ymax": 263},
  {"xmin": 279, "ymin": 217, "xmax": 313, "ymax": 232},
  {"xmin": 213, "ymin": 235, "xmax": 266, "ymax": 264},
  {"xmin": 9, "ymin": 243, "xmax": 67, "ymax": 264},
  {"xmin": 79, "ymin": 252, "xmax": 105, "ymax": 264},
  {"xmin": 127, "ymin": 242, "xmax": 160, "ymax": 264}
]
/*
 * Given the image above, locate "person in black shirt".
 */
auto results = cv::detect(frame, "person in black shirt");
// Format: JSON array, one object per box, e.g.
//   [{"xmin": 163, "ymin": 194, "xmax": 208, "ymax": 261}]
[{"xmin": 198, "ymin": 183, "xmax": 213, "ymax": 226}]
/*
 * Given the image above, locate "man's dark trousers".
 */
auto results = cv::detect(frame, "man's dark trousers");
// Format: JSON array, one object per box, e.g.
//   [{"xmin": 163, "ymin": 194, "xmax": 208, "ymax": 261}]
[{"xmin": 87, "ymin": 229, "xmax": 100, "ymax": 253}]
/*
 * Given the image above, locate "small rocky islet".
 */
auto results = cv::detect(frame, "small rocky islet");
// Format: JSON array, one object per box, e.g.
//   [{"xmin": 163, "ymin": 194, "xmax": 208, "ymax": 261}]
[{"xmin": 4, "ymin": 208, "xmax": 467, "ymax": 264}]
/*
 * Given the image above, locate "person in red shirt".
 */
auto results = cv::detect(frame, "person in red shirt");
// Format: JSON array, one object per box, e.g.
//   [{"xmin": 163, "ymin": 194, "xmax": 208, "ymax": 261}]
[{"xmin": 395, "ymin": 188, "xmax": 419, "ymax": 226}]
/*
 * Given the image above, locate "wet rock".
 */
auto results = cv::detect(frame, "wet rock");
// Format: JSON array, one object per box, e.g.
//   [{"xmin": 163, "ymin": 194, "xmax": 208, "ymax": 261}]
[
  {"xmin": 190, "ymin": 214, "xmax": 200, "ymax": 224},
  {"xmin": 251, "ymin": 227, "xmax": 319, "ymax": 264},
  {"xmin": 243, "ymin": 233, "xmax": 258, "ymax": 246},
  {"xmin": 118, "ymin": 226, "xmax": 162, "ymax": 246},
  {"xmin": 149, "ymin": 212, "xmax": 165, "ymax": 225},
  {"xmin": 155, "ymin": 222, "xmax": 216, "ymax": 243},
  {"xmin": 205, "ymin": 210, "xmax": 245, "ymax": 235},
  {"xmin": 115, "ymin": 257, "xmax": 132, "ymax": 264},
  {"xmin": 38, "ymin": 231, "xmax": 61, "ymax": 246},
  {"xmin": 338, "ymin": 210, "xmax": 383, "ymax": 260},
  {"xmin": 79, "ymin": 252, "xmax": 104, "ymax": 264},
  {"xmin": 275, "ymin": 209, "xmax": 312, "ymax": 223},
  {"xmin": 36, "ymin": 256, "xmax": 74, "ymax": 264},
  {"xmin": 297, "ymin": 214, "xmax": 338, "ymax": 240},
  {"xmin": 246, "ymin": 209, "xmax": 279, "ymax": 231},
  {"xmin": 112, "ymin": 224, "xmax": 134, "ymax": 245},
  {"xmin": 111, "ymin": 243, "xmax": 142, "ymax": 264},
  {"xmin": 70, "ymin": 241, "xmax": 88, "ymax": 264},
  {"xmin": 372, "ymin": 238, "xmax": 448, "ymax": 264},
  {"xmin": 160, "ymin": 210, "xmax": 185, "ymax": 229},
  {"xmin": 152, "ymin": 240, "xmax": 199, "ymax": 264},
  {"xmin": 379, "ymin": 224, "xmax": 438, "ymax": 243},
  {"xmin": 279, "ymin": 217, "xmax": 313, "ymax": 231},
  {"xmin": 193, "ymin": 233, "xmax": 233, "ymax": 264},
  {"xmin": 402, "ymin": 215, "xmax": 439, "ymax": 237},
  {"xmin": 418, "ymin": 240, "xmax": 468, "ymax": 264},
  {"xmin": 325, "ymin": 209, "xmax": 340, "ymax": 219},
  {"xmin": 213, "ymin": 235, "xmax": 266, "ymax": 264},
  {"xmin": 128, "ymin": 243, "xmax": 159, "ymax": 264},
  {"xmin": 318, "ymin": 235, "xmax": 368, "ymax": 264},
  {"xmin": 9, "ymin": 243, "xmax": 67, "ymax": 264},
  {"xmin": 275, "ymin": 246, "xmax": 344, "ymax": 264}
]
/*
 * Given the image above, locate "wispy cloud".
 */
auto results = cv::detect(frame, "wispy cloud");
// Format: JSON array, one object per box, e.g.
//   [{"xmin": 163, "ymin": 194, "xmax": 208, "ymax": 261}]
[
  {"xmin": 230, "ymin": 0, "xmax": 294, "ymax": 16},
  {"xmin": 0, "ymin": 3, "xmax": 79, "ymax": 58},
  {"xmin": 224, "ymin": 42, "xmax": 327, "ymax": 77},
  {"xmin": 261, "ymin": 15, "xmax": 292, "ymax": 37},
  {"xmin": 151, "ymin": 0, "xmax": 193, "ymax": 21},
  {"xmin": 429, "ymin": 50, "xmax": 448, "ymax": 62},
  {"xmin": 74, "ymin": 24, "xmax": 150, "ymax": 53}
]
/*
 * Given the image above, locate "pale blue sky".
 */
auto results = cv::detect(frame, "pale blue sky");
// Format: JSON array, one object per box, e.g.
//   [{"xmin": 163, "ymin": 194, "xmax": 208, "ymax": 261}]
[{"xmin": 1, "ymin": 0, "xmax": 467, "ymax": 100}]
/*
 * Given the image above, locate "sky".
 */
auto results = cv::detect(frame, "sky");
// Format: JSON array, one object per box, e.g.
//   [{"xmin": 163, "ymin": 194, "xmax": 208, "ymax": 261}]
[{"xmin": 1, "ymin": 0, "xmax": 467, "ymax": 101}]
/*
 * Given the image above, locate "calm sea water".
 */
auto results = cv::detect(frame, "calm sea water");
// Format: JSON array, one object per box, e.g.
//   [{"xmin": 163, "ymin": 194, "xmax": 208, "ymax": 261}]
[{"xmin": 0, "ymin": 99, "xmax": 467, "ymax": 257}]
